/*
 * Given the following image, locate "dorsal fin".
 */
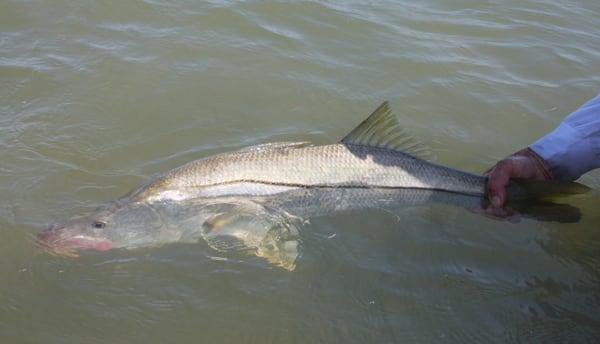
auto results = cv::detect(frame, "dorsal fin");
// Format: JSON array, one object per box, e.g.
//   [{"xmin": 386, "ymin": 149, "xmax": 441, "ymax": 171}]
[{"xmin": 341, "ymin": 101, "xmax": 432, "ymax": 160}]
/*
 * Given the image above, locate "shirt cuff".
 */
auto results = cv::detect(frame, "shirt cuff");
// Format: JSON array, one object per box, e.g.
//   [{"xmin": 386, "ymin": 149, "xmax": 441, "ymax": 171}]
[{"xmin": 529, "ymin": 122, "xmax": 599, "ymax": 181}]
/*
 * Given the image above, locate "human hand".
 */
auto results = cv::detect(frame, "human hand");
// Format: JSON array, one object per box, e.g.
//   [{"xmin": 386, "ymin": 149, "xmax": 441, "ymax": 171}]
[{"xmin": 485, "ymin": 148, "xmax": 553, "ymax": 208}]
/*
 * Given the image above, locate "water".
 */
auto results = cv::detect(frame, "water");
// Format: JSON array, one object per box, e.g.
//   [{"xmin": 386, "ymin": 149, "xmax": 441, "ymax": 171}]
[{"xmin": 2, "ymin": 0, "xmax": 600, "ymax": 342}]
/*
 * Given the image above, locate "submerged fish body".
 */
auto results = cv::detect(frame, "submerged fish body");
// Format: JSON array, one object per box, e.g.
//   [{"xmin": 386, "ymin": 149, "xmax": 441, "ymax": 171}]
[{"xmin": 39, "ymin": 102, "xmax": 587, "ymax": 268}]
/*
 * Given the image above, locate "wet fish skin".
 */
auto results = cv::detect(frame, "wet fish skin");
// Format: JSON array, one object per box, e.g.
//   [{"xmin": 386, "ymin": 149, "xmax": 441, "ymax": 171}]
[
  {"xmin": 129, "ymin": 101, "xmax": 487, "ymax": 202},
  {"xmin": 38, "ymin": 102, "xmax": 587, "ymax": 266},
  {"xmin": 132, "ymin": 143, "xmax": 486, "ymax": 203}
]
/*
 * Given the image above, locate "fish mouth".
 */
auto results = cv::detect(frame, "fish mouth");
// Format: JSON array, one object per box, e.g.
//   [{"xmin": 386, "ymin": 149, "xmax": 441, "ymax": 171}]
[{"xmin": 36, "ymin": 229, "xmax": 113, "ymax": 257}]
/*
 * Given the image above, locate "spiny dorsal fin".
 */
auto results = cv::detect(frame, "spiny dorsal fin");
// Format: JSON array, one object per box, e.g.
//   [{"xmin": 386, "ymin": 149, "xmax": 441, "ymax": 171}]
[{"xmin": 341, "ymin": 101, "xmax": 432, "ymax": 160}]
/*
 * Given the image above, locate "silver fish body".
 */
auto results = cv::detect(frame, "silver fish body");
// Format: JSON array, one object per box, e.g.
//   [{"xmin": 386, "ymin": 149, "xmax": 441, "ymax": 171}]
[
  {"xmin": 131, "ymin": 142, "xmax": 486, "ymax": 203},
  {"xmin": 38, "ymin": 102, "xmax": 585, "ymax": 268}
]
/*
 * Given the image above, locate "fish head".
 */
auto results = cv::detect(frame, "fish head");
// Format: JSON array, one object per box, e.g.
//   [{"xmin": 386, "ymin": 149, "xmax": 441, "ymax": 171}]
[{"xmin": 38, "ymin": 201, "xmax": 168, "ymax": 256}]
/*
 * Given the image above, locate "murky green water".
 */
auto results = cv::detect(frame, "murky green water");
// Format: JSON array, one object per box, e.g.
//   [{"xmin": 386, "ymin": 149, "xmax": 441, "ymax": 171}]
[{"xmin": 2, "ymin": 0, "xmax": 600, "ymax": 343}]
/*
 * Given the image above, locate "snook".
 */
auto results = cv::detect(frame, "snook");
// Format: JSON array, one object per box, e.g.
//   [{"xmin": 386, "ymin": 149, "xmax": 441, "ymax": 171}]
[
  {"xmin": 38, "ymin": 102, "xmax": 588, "ymax": 269},
  {"xmin": 130, "ymin": 102, "xmax": 485, "ymax": 202}
]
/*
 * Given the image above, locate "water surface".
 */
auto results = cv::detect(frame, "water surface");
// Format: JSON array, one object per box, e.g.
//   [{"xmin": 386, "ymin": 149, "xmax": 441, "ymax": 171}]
[{"xmin": 1, "ymin": 0, "xmax": 600, "ymax": 343}]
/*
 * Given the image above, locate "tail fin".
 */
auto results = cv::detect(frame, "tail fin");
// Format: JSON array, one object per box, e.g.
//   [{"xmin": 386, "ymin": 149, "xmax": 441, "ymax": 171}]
[
  {"xmin": 506, "ymin": 179, "xmax": 590, "ymax": 202},
  {"xmin": 502, "ymin": 180, "xmax": 590, "ymax": 223},
  {"xmin": 513, "ymin": 202, "xmax": 583, "ymax": 223}
]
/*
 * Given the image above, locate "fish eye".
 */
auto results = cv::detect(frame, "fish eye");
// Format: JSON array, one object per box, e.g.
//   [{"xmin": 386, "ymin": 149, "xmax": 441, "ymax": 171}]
[{"xmin": 92, "ymin": 221, "xmax": 106, "ymax": 229}]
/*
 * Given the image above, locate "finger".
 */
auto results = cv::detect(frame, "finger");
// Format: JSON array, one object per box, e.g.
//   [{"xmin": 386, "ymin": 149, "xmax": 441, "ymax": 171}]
[
  {"xmin": 469, "ymin": 205, "xmax": 515, "ymax": 221},
  {"xmin": 486, "ymin": 160, "xmax": 514, "ymax": 208}
]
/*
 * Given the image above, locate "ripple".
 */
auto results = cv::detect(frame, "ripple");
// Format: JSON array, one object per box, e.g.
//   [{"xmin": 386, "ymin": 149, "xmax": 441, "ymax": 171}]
[{"xmin": 2, "ymin": 0, "xmax": 600, "ymax": 342}]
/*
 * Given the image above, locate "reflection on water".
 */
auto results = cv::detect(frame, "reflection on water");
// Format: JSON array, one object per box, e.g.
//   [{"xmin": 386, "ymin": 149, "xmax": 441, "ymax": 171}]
[{"xmin": 1, "ymin": 0, "xmax": 600, "ymax": 342}]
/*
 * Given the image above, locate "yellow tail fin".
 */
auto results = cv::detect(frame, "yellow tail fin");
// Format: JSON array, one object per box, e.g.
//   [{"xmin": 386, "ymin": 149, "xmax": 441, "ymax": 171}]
[{"xmin": 506, "ymin": 179, "xmax": 590, "ymax": 202}]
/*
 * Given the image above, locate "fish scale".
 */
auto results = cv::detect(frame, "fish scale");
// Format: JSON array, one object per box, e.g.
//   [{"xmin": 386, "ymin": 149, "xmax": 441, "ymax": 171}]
[
  {"xmin": 130, "ymin": 100, "xmax": 489, "ymax": 203},
  {"xmin": 139, "ymin": 143, "xmax": 486, "ymax": 199},
  {"xmin": 126, "ymin": 101, "xmax": 586, "ymax": 205}
]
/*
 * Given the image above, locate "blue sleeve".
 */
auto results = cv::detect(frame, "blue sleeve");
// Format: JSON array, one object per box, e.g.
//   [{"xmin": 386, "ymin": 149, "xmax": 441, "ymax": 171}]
[{"xmin": 529, "ymin": 93, "xmax": 600, "ymax": 181}]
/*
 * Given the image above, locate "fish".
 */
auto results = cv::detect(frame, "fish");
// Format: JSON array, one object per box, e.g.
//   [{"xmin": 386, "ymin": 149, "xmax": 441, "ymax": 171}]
[{"xmin": 37, "ymin": 102, "xmax": 589, "ymax": 269}]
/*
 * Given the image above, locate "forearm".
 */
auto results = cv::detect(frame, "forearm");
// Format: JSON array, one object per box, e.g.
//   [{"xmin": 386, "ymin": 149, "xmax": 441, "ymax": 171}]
[{"xmin": 529, "ymin": 93, "xmax": 600, "ymax": 181}]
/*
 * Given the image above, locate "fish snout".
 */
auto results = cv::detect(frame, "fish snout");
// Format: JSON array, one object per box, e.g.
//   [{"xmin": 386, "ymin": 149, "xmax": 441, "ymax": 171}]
[{"xmin": 37, "ymin": 222, "xmax": 113, "ymax": 255}]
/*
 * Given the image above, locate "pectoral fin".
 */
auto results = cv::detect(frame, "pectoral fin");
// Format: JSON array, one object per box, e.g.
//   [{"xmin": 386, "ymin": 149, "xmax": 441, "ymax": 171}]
[{"xmin": 201, "ymin": 203, "xmax": 301, "ymax": 271}]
